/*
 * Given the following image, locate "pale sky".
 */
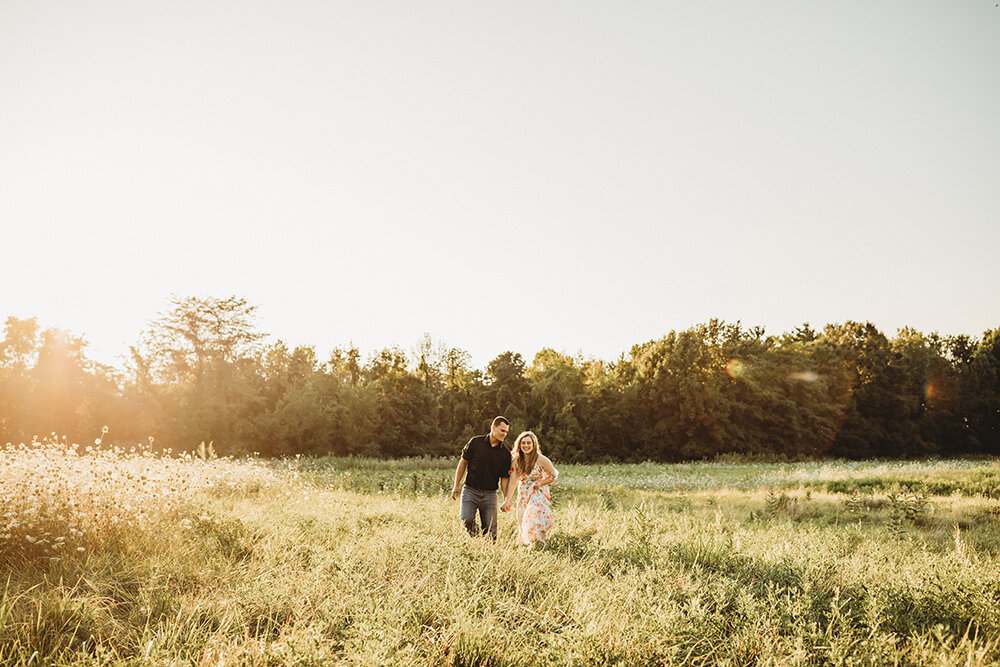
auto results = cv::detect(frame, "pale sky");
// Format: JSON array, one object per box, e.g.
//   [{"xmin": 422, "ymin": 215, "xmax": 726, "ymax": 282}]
[{"xmin": 2, "ymin": 1, "xmax": 998, "ymax": 371}]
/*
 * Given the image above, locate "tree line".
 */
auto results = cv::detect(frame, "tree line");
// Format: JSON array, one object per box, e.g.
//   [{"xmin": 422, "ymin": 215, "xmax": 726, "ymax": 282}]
[{"xmin": 1, "ymin": 296, "xmax": 997, "ymax": 461}]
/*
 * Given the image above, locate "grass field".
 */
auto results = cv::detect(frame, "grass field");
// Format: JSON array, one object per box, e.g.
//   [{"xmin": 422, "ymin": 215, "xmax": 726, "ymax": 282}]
[{"xmin": 3, "ymin": 441, "xmax": 1000, "ymax": 665}]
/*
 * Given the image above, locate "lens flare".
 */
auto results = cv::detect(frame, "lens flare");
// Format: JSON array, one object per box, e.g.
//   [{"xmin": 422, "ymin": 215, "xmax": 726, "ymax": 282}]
[
  {"xmin": 924, "ymin": 380, "xmax": 945, "ymax": 407},
  {"xmin": 726, "ymin": 358, "xmax": 745, "ymax": 379},
  {"xmin": 788, "ymin": 371, "xmax": 820, "ymax": 382}
]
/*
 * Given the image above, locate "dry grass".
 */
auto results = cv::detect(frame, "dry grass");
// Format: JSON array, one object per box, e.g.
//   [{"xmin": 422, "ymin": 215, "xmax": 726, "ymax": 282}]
[{"xmin": 2, "ymin": 442, "xmax": 1000, "ymax": 665}]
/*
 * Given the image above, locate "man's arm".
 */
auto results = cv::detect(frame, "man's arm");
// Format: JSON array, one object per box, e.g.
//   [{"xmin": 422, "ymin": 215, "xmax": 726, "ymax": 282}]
[
  {"xmin": 500, "ymin": 465, "xmax": 517, "ymax": 511},
  {"xmin": 451, "ymin": 458, "xmax": 468, "ymax": 500}
]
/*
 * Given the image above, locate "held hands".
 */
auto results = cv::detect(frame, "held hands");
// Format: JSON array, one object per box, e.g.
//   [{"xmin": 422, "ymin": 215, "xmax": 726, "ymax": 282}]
[{"xmin": 500, "ymin": 500, "xmax": 512, "ymax": 513}]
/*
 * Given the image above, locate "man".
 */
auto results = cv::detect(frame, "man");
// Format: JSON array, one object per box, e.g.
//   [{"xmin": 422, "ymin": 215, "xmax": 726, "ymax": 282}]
[{"xmin": 451, "ymin": 416, "xmax": 514, "ymax": 540}]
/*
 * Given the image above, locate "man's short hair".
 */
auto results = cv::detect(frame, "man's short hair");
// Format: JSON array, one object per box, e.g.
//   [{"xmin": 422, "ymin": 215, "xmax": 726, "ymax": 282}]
[{"xmin": 492, "ymin": 416, "xmax": 510, "ymax": 428}]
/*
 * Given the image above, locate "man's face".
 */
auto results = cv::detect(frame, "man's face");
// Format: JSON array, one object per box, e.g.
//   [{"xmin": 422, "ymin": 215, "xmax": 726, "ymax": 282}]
[{"xmin": 491, "ymin": 422, "xmax": 509, "ymax": 443}]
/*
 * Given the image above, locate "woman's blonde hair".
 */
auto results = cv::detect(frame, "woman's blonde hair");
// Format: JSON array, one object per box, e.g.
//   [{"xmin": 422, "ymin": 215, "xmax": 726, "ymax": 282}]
[{"xmin": 511, "ymin": 431, "xmax": 540, "ymax": 476}]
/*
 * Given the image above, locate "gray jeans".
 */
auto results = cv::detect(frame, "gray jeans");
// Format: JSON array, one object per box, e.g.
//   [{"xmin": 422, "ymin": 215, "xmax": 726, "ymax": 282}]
[{"xmin": 460, "ymin": 486, "xmax": 499, "ymax": 539}]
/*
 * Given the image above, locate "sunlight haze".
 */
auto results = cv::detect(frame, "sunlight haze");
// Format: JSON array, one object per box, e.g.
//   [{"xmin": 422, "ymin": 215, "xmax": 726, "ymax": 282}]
[{"xmin": 2, "ymin": 0, "xmax": 997, "ymax": 370}]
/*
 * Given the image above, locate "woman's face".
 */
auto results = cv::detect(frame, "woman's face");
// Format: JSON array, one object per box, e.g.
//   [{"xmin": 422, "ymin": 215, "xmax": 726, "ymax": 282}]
[{"xmin": 518, "ymin": 436, "xmax": 534, "ymax": 454}]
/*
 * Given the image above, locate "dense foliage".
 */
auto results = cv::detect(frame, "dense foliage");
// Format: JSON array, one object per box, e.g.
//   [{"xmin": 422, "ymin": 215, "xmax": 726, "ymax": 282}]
[{"xmin": 1, "ymin": 296, "xmax": 997, "ymax": 461}]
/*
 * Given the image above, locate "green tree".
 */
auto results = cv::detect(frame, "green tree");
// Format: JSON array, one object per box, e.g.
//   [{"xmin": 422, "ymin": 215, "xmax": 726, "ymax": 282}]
[
  {"xmin": 0, "ymin": 317, "xmax": 121, "ymax": 446},
  {"xmin": 129, "ymin": 296, "xmax": 266, "ymax": 453},
  {"xmin": 436, "ymin": 346, "xmax": 483, "ymax": 447},
  {"xmin": 526, "ymin": 349, "xmax": 587, "ymax": 461},
  {"xmin": 484, "ymin": 352, "xmax": 530, "ymax": 421},
  {"xmin": 325, "ymin": 346, "xmax": 378, "ymax": 455},
  {"xmin": 244, "ymin": 342, "xmax": 328, "ymax": 457},
  {"xmin": 823, "ymin": 322, "xmax": 924, "ymax": 458},
  {"xmin": 577, "ymin": 358, "xmax": 631, "ymax": 462},
  {"xmin": 964, "ymin": 329, "xmax": 1000, "ymax": 453},
  {"xmin": 364, "ymin": 347, "xmax": 441, "ymax": 457},
  {"xmin": 0, "ymin": 317, "xmax": 40, "ymax": 440}
]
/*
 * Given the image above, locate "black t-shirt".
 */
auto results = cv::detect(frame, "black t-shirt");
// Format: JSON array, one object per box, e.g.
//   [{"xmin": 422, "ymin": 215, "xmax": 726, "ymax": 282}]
[{"xmin": 461, "ymin": 434, "xmax": 512, "ymax": 491}]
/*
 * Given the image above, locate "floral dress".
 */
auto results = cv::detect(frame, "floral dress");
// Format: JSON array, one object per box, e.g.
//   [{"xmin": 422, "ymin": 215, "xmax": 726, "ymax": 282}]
[{"xmin": 515, "ymin": 463, "xmax": 557, "ymax": 545}]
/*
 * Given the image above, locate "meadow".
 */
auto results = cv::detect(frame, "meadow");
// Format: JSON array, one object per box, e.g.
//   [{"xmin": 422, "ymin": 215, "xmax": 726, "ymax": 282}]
[{"xmin": 3, "ymin": 440, "xmax": 1000, "ymax": 666}]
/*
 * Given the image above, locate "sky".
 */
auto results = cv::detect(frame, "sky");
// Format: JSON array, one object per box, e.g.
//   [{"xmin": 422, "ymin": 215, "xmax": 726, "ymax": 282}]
[{"xmin": 2, "ymin": 1, "xmax": 998, "ymax": 371}]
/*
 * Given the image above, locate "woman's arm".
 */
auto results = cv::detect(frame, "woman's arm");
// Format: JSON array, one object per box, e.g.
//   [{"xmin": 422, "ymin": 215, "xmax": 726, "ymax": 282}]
[
  {"xmin": 533, "ymin": 456, "xmax": 559, "ymax": 489},
  {"xmin": 500, "ymin": 461, "xmax": 518, "ymax": 511}
]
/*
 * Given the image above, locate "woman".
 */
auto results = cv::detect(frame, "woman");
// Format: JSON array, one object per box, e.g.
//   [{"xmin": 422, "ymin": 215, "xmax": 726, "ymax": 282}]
[{"xmin": 503, "ymin": 431, "xmax": 558, "ymax": 546}]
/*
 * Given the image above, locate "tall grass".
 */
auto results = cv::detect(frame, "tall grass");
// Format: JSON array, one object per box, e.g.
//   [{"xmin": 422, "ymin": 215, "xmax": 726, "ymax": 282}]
[{"xmin": 2, "ymin": 442, "xmax": 999, "ymax": 665}]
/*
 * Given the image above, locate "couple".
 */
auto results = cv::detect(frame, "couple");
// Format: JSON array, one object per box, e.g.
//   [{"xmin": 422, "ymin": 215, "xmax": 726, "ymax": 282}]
[{"xmin": 450, "ymin": 416, "xmax": 559, "ymax": 545}]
